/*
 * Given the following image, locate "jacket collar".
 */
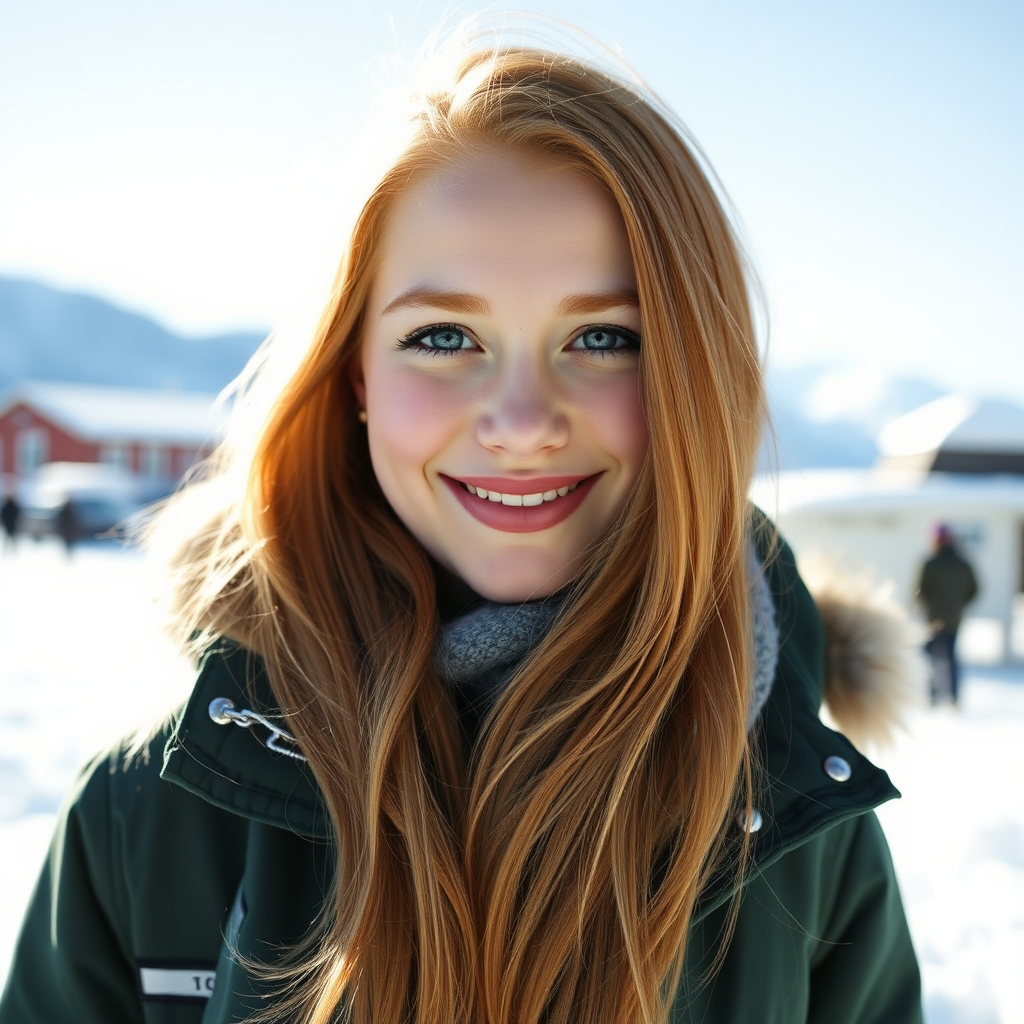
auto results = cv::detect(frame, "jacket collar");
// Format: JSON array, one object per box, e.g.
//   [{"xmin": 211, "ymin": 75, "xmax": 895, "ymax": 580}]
[
  {"xmin": 693, "ymin": 531, "xmax": 902, "ymax": 919},
  {"xmin": 162, "ymin": 643, "xmax": 332, "ymax": 839}
]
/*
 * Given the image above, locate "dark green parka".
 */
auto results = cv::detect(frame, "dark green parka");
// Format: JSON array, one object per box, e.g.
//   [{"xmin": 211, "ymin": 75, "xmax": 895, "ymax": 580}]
[{"xmin": 0, "ymin": 540, "xmax": 922, "ymax": 1023}]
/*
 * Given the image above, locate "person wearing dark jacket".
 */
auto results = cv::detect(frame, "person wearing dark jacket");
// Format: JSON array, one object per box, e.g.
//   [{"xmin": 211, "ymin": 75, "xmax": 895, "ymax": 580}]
[
  {"xmin": 916, "ymin": 524, "xmax": 979, "ymax": 705},
  {"xmin": 0, "ymin": 28, "xmax": 924, "ymax": 1024},
  {"xmin": 56, "ymin": 497, "xmax": 79, "ymax": 556},
  {"xmin": 0, "ymin": 492, "xmax": 19, "ymax": 552}
]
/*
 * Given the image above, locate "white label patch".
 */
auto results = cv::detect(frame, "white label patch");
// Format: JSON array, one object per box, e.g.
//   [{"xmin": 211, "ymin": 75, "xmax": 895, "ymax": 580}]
[{"xmin": 138, "ymin": 966, "xmax": 216, "ymax": 1000}]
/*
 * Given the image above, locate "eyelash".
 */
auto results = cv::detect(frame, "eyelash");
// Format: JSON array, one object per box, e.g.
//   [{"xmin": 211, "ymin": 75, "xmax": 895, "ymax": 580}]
[
  {"xmin": 396, "ymin": 323, "xmax": 472, "ymax": 357},
  {"xmin": 396, "ymin": 323, "xmax": 642, "ymax": 357},
  {"xmin": 571, "ymin": 324, "xmax": 642, "ymax": 356}
]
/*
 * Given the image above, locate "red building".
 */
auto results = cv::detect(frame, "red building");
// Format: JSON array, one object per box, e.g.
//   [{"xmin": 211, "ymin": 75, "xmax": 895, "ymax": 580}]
[{"xmin": 0, "ymin": 380, "xmax": 227, "ymax": 491}]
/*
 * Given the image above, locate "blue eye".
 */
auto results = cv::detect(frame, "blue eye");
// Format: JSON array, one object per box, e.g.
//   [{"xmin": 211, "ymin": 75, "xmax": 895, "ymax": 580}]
[
  {"xmin": 398, "ymin": 324, "xmax": 473, "ymax": 355},
  {"xmin": 571, "ymin": 326, "xmax": 641, "ymax": 354}
]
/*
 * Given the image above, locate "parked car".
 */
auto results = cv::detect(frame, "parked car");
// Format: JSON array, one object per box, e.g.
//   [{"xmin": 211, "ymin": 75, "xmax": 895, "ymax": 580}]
[{"xmin": 20, "ymin": 494, "xmax": 142, "ymax": 542}]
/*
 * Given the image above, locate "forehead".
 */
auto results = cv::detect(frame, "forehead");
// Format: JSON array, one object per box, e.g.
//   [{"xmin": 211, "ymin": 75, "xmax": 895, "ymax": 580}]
[
  {"xmin": 397, "ymin": 149, "xmax": 610, "ymax": 219},
  {"xmin": 370, "ymin": 149, "xmax": 635, "ymax": 297}
]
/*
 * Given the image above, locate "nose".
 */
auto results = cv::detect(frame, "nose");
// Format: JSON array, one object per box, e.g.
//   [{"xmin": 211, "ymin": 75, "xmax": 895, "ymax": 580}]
[{"xmin": 477, "ymin": 359, "xmax": 569, "ymax": 457}]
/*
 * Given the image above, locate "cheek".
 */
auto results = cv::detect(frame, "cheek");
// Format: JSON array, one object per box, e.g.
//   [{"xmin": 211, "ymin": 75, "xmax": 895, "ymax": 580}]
[
  {"xmin": 578, "ymin": 376, "xmax": 649, "ymax": 470},
  {"xmin": 365, "ymin": 368, "xmax": 464, "ymax": 472}
]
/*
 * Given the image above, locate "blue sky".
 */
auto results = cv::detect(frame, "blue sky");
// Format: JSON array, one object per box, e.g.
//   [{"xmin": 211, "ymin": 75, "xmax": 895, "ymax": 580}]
[{"xmin": 1, "ymin": 0, "xmax": 1021, "ymax": 402}]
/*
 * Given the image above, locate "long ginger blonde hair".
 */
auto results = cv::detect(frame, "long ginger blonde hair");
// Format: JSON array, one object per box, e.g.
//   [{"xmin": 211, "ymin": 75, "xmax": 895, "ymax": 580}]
[{"xmin": 156, "ymin": 36, "xmax": 766, "ymax": 1024}]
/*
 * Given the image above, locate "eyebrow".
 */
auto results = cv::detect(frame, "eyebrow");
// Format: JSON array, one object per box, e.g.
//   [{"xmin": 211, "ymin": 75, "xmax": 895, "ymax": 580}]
[
  {"xmin": 380, "ymin": 288, "xmax": 488, "ymax": 316},
  {"xmin": 379, "ymin": 286, "xmax": 640, "ymax": 317},
  {"xmin": 556, "ymin": 289, "xmax": 640, "ymax": 316}
]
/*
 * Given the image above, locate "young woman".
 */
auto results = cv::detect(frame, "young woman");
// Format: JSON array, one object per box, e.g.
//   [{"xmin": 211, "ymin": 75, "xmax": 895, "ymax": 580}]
[{"xmin": 0, "ymin": 35, "xmax": 923, "ymax": 1024}]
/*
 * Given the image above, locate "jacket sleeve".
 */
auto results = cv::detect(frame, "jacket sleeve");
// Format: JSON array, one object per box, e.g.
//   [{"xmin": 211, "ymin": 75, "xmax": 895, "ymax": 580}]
[
  {"xmin": 677, "ymin": 810, "xmax": 922, "ymax": 1023},
  {"xmin": 806, "ymin": 811, "xmax": 922, "ymax": 1024},
  {"xmin": 0, "ymin": 749, "xmax": 143, "ymax": 1023}
]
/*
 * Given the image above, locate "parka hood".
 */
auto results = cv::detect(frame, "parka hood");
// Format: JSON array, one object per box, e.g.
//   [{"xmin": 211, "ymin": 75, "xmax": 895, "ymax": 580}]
[{"xmin": 803, "ymin": 555, "xmax": 929, "ymax": 752}]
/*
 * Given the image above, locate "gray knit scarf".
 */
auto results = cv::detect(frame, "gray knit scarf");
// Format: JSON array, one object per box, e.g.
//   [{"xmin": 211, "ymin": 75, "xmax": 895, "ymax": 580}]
[{"xmin": 432, "ymin": 546, "xmax": 779, "ymax": 733}]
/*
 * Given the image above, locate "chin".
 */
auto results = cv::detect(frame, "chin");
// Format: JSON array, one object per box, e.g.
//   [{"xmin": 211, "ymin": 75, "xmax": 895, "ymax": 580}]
[{"xmin": 461, "ymin": 553, "xmax": 577, "ymax": 605}]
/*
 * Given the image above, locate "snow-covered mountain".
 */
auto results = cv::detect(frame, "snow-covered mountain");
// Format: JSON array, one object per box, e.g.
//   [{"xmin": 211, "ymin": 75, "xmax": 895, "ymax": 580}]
[
  {"xmin": 0, "ymin": 277, "xmax": 265, "ymax": 395},
  {"xmin": 762, "ymin": 362, "xmax": 951, "ymax": 471}
]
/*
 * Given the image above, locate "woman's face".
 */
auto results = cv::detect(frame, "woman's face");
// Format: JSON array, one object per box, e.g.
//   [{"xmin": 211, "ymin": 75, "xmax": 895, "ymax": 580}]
[{"xmin": 354, "ymin": 148, "xmax": 649, "ymax": 603}]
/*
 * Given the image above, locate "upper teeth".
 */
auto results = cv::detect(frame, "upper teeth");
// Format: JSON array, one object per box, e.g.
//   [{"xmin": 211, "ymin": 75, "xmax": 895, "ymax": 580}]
[{"xmin": 464, "ymin": 482, "xmax": 578, "ymax": 506}]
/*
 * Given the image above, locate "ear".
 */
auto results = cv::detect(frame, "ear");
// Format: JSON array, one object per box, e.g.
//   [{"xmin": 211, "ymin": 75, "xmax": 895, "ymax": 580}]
[{"xmin": 349, "ymin": 363, "xmax": 366, "ymax": 409}]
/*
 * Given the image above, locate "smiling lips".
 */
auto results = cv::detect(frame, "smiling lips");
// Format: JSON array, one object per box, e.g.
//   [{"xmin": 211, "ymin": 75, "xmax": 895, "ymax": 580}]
[{"xmin": 442, "ymin": 474, "xmax": 600, "ymax": 533}]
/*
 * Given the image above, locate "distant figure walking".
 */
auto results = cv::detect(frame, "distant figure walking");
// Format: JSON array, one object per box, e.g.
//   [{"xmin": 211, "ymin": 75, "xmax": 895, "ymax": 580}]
[
  {"xmin": 1, "ymin": 492, "xmax": 20, "ymax": 553},
  {"xmin": 57, "ymin": 497, "xmax": 79, "ymax": 557},
  {"xmin": 915, "ymin": 524, "xmax": 979, "ymax": 706}
]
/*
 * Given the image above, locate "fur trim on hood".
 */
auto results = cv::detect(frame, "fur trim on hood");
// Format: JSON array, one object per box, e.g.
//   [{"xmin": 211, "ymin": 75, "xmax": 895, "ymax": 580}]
[{"xmin": 801, "ymin": 554, "xmax": 929, "ymax": 752}]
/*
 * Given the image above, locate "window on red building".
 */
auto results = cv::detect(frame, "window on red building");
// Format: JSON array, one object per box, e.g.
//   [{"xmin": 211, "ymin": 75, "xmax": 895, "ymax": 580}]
[
  {"xmin": 16, "ymin": 429, "xmax": 47, "ymax": 474},
  {"xmin": 100, "ymin": 444, "xmax": 131, "ymax": 472},
  {"xmin": 141, "ymin": 445, "xmax": 170, "ymax": 479}
]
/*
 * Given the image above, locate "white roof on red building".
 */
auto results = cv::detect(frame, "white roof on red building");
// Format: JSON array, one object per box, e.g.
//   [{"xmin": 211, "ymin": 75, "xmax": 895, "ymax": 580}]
[
  {"xmin": 0, "ymin": 380, "xmax": 229, "ymax": 445},
  {"xmin": 878, "ymin": 395, "xmax": 1024, "ymax": 457}
]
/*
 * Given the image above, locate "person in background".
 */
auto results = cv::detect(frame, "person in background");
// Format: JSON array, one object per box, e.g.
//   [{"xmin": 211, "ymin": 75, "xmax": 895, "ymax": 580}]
[
  {"xmin": 1, "ymin": 490, "xmax": 20, "ymax": 553},
  {"xmin": 916, "ymin": 523, "xmax": 979, "ymax": 706},
  {"xmin": 56, "ymin": 497, "xmax": 78, "ymax": 557}
]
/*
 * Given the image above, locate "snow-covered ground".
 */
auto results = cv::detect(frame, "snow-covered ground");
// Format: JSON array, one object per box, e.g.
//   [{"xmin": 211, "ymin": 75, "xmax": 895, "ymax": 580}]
[{"xmin": 1, "ymin": 540, "xmax": 1022, "ymax": 1022}]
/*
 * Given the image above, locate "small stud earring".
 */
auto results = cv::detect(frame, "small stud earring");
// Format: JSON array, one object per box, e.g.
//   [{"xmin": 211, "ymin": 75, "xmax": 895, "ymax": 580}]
[{"xmin": 357, "ymin": 408, "xmax": 368, "ymax": 424}]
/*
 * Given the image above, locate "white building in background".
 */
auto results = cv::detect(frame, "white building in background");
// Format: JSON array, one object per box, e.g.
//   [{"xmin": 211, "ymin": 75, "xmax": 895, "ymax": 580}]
[{"xmin": 753, "ymin": 396, "xmax": 1024, "ymax": 665}]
